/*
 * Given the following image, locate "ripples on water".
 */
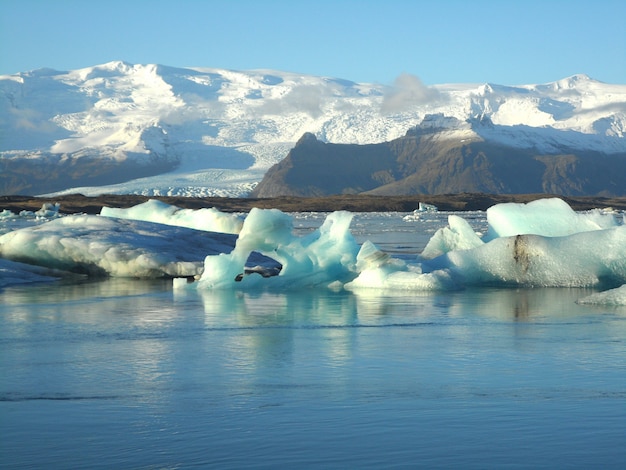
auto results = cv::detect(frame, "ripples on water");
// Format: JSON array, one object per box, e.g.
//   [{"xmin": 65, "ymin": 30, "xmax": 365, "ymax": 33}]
[{"xmin": 1, "ymin": 212, "xmax": 625, "ymax": 469}]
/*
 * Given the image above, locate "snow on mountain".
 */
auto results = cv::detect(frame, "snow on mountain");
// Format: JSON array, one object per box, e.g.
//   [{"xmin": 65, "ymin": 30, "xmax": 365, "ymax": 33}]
[{"xmin": 1, "ymin": 62, "xmax": 625, "ymax": 197}]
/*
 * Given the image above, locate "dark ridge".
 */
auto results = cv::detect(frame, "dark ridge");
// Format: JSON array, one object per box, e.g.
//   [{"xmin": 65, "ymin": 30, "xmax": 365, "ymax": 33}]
[{"xmin": 2, "ymin": 193, "xmax": 625, "ymax": 215}]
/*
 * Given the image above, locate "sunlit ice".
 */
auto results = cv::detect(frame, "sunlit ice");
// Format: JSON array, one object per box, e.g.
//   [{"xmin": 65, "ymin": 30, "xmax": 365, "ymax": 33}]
[{"xmin": 1, "ymin": 197, "xmax": 625, "ymax": 305}]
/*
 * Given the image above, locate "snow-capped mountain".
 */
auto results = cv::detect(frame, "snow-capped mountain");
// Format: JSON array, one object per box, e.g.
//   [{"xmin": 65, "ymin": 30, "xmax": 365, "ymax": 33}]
[{"xmin": 1, "ymin": 61, "xmax": 625, "ymax": 197}]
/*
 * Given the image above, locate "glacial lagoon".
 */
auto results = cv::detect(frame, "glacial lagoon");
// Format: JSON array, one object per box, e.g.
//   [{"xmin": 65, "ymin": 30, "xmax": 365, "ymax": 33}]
[{"xmin": 1, "ymin": 211, "xmax": 625, "ymax": 468}]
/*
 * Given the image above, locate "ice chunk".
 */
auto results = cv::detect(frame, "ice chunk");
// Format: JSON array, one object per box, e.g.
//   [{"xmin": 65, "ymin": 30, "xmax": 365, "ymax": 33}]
[
  {"xmin": 485, "ymin": 197, "xmax": 619, "ymax": 240},
  {"xmin": 420, "ymin": 214, "xmax": 484, "ymax": 259},
  {"xmin": 402, "ymin": 202, "xmax": 438, "ymax": 221},
  {"xmin": 35, "ymin": 202, "xmax": 61, "ymax": 219},
  {"xmin": 101, "ymin": 199, "xmax": 243, "ymax": 234},
  {"xmin": 427, "ymin": 226, "xmax": 626, "ymax": 287},
  {"xmin": 0, "ymin": 209, "xmax": 17, "ymax": 220},
  {"xmin": 196, "ymin": 209, "xmax": 360, "ymax": 289},
  {"xmin": 192, "ymin": 198, "xmax": 626, "ymax": 291},
  {"xmin": 576, "ymin": 284, "xmax": 626, "ymax": 306},
  {"xmin": 345, "ymin": 240, "xmax": 457, "ymax": 291},
  {"xmin": 0, "ymin": 215, "xmax": 237, "ymax": 278}
]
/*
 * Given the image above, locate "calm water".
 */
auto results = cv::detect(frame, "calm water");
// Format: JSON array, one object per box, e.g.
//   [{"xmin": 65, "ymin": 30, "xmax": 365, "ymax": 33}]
[{"xmin": 1, "ymin": 212, "xmax": 625, "ymax": 469}]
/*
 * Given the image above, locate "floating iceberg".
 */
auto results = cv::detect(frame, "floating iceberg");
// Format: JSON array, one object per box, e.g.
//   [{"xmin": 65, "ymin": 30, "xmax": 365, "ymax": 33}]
[
  {"xmin": 0, "ymin": 215, "xmax": 237, "ymax": 278},
  {"xmin": 344, "ymin": 240, "xmax": 457, "ymax": 291},
  {"xmin": 427, "ymin": 228, "xmax": 626, "ymax": 287},
  {"xmin": 183, "ymin": 197, "xmax": 625, "ymax": 291},
  {"xmin": 100, "ymin": 199, "xmax": 243, "ymax": 234},
  {"xmin": 420, "ymin": 214, "xmax": 484, "ymax": 259},
  {"xmin": 380, "ymin": 199, "xmax": 623, "ymax": 290},
  {"xmin": 193, "ymin": 209, "xmax": 359, "ymax": 289},
  {"xmin": 402, "ymin": 202, "xmax": 438, "ymax": 221},
  {"xmin": 1, "ymin": 197, "xmax": 624, "ymax": 294},
  {"xmin": 484, "ymin": 197, "xmax": 619, "ymax": 240}
]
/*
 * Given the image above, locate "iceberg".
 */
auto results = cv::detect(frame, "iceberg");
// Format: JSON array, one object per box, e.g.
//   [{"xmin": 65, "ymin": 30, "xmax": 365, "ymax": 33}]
[
  {"xmin": 343, "ymin": 240, "xmax": 457, "ymax": 291},
  {"xmin": 190, "ymin": 197, "xmax": 624, "ymax": 291},
  {"xmin": 1, "ymin": 197, "xmax": 624, "ymax": 295},
  {"xmin": 420, "ymin": 214, "xmax": 484, "ymax": 259},
  {"xmin": 0, "ymin": 215, "xmax": 237, "ymax": 278},
  {"xmin": 402, "ymin": 202, "xmax": 438, "ymax": 221},
  {"xmin": 350, "ymin": 198, "xmax": 624, "ymax": 290},
  {"xmin": 484, "ymin": 197, "xmax": 619, "ymax": 240},
  {"xmin": 428, "ymin": 228, "xmax": 626, "ymax": 287},
  {"xmin": 194, "ymin": 208, "xmax": 359, "ymax": 289},
  {"xmin": 100, "ymin": 199, "xmax": 243, "ymax": 234}
]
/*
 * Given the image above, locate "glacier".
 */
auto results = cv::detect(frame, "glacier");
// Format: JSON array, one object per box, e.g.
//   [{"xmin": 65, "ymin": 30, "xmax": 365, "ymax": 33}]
[{"xmin": 1, "ymin": 62, "xmax": 625, "ymax": 197}]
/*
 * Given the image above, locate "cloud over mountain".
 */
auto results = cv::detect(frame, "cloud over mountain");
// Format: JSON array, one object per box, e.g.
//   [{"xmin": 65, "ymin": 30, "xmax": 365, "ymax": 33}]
[{"xmin": 381, "ymin": 73, "xmax": 445, "ymax": 113}]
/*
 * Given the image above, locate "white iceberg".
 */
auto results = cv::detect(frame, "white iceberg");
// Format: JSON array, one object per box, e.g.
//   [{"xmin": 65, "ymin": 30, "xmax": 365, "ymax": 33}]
[
  {"xmin": 0, "ymin": 215, "xmax": 237, "ymax": 278},
  {"xmin": 349, "ymin": 198, "xmax": 625, "ymax": 290},
  {"xmin": 100, "ymin": 199, "xmax": 243, "ymax": 234},
  {"xmin": 420, "ymin": 214, "xmax": 484, "ymax": 259},
  {"xmin": 343, "ymin": 240, "xmax": 457, "ymax": 291},
  {"xmin": 484, "ymin": 197, "xmax": 619, "ymax": 240},
  {"xmin": 1, "ymin": 197, "xmax": 624, "ymax": 292},
  {"xmin": 428, "ymin": 228, "xmax": 626, "ymax": 287}
]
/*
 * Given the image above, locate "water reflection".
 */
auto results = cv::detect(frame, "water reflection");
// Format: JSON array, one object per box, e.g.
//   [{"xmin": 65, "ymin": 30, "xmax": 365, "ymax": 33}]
[
  {"xmin": 2, "ymin": 278, "xmax": 620, "ymax": 328},
  {"xmin": 169, "ymin": 285, "xmax": 626, "ymax": 383},
  {"xmin": 0, "ymin": 277, "xmax": 171, "ymax": 305},
  {"xmin": 2, "ymin": 279, "xmax": 626, "ymax": 469},
  {"xmin": 178, "ymin": 283, "xmax": 614, "ymax": 327}
]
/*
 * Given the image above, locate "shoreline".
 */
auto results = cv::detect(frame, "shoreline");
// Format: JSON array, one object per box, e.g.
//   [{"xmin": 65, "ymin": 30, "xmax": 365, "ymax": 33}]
[{"xmin": 2, "ymin": 193, "xmax": 626, "ymax": 215}]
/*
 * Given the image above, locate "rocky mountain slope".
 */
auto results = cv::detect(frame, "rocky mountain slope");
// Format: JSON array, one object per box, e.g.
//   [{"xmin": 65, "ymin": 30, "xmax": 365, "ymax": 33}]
[
  {"xmin": 251, "ymin": 115, "xmax": 626, "ymax": 197},
  {"xmin": 1, "ymin": 62, "xmax": 625, "ymax": 196}
]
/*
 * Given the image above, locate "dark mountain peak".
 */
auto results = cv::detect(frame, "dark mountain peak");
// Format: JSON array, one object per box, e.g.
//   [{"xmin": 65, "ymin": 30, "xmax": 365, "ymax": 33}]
[{"xmin": 296, "ymin": 132, "xmax": 320, "ymax": 146}]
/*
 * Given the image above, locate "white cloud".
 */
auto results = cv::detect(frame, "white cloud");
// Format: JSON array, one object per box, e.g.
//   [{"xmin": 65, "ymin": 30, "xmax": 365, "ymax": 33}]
[{"xmin": 381, "ymin": 73, "xmax": 444, "ymax": 113}]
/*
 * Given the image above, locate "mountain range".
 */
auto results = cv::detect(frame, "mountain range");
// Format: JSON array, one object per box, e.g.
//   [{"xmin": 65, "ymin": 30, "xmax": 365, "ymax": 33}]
[{"xmin": 1, "ymin": 61, "xmax": 625, "ymax": 197}]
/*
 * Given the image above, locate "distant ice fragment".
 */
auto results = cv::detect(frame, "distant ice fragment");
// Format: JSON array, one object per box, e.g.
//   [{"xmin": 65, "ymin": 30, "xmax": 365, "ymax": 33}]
[
  {"xmin": 35, "ymin": 202, "xmax": 61, "ymax": 219},
  {"xmin": 402, "ymin": 202, "xmax": 438, "ymax": 221}
]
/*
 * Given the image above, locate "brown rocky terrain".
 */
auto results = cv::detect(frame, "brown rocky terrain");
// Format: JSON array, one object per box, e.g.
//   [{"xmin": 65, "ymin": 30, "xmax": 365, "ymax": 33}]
[
  {"xmin": 250, "ymin": 130, "xmax": 626, "ymax": 198},
  {"xmin": 2, "ymin": 193, "xmax": 625, "ymax": 215}
]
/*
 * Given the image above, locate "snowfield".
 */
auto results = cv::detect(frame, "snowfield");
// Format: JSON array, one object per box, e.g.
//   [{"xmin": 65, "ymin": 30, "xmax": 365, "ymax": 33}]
[{"xmin": 1, "ymin": 62, "xmax": 625, "ymax": 197}]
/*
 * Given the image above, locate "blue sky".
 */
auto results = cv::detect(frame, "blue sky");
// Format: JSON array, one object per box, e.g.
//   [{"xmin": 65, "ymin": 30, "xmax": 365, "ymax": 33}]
[{"xmin": 1, "ymin": 0, "xmax": 624, "ymax": 85}]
